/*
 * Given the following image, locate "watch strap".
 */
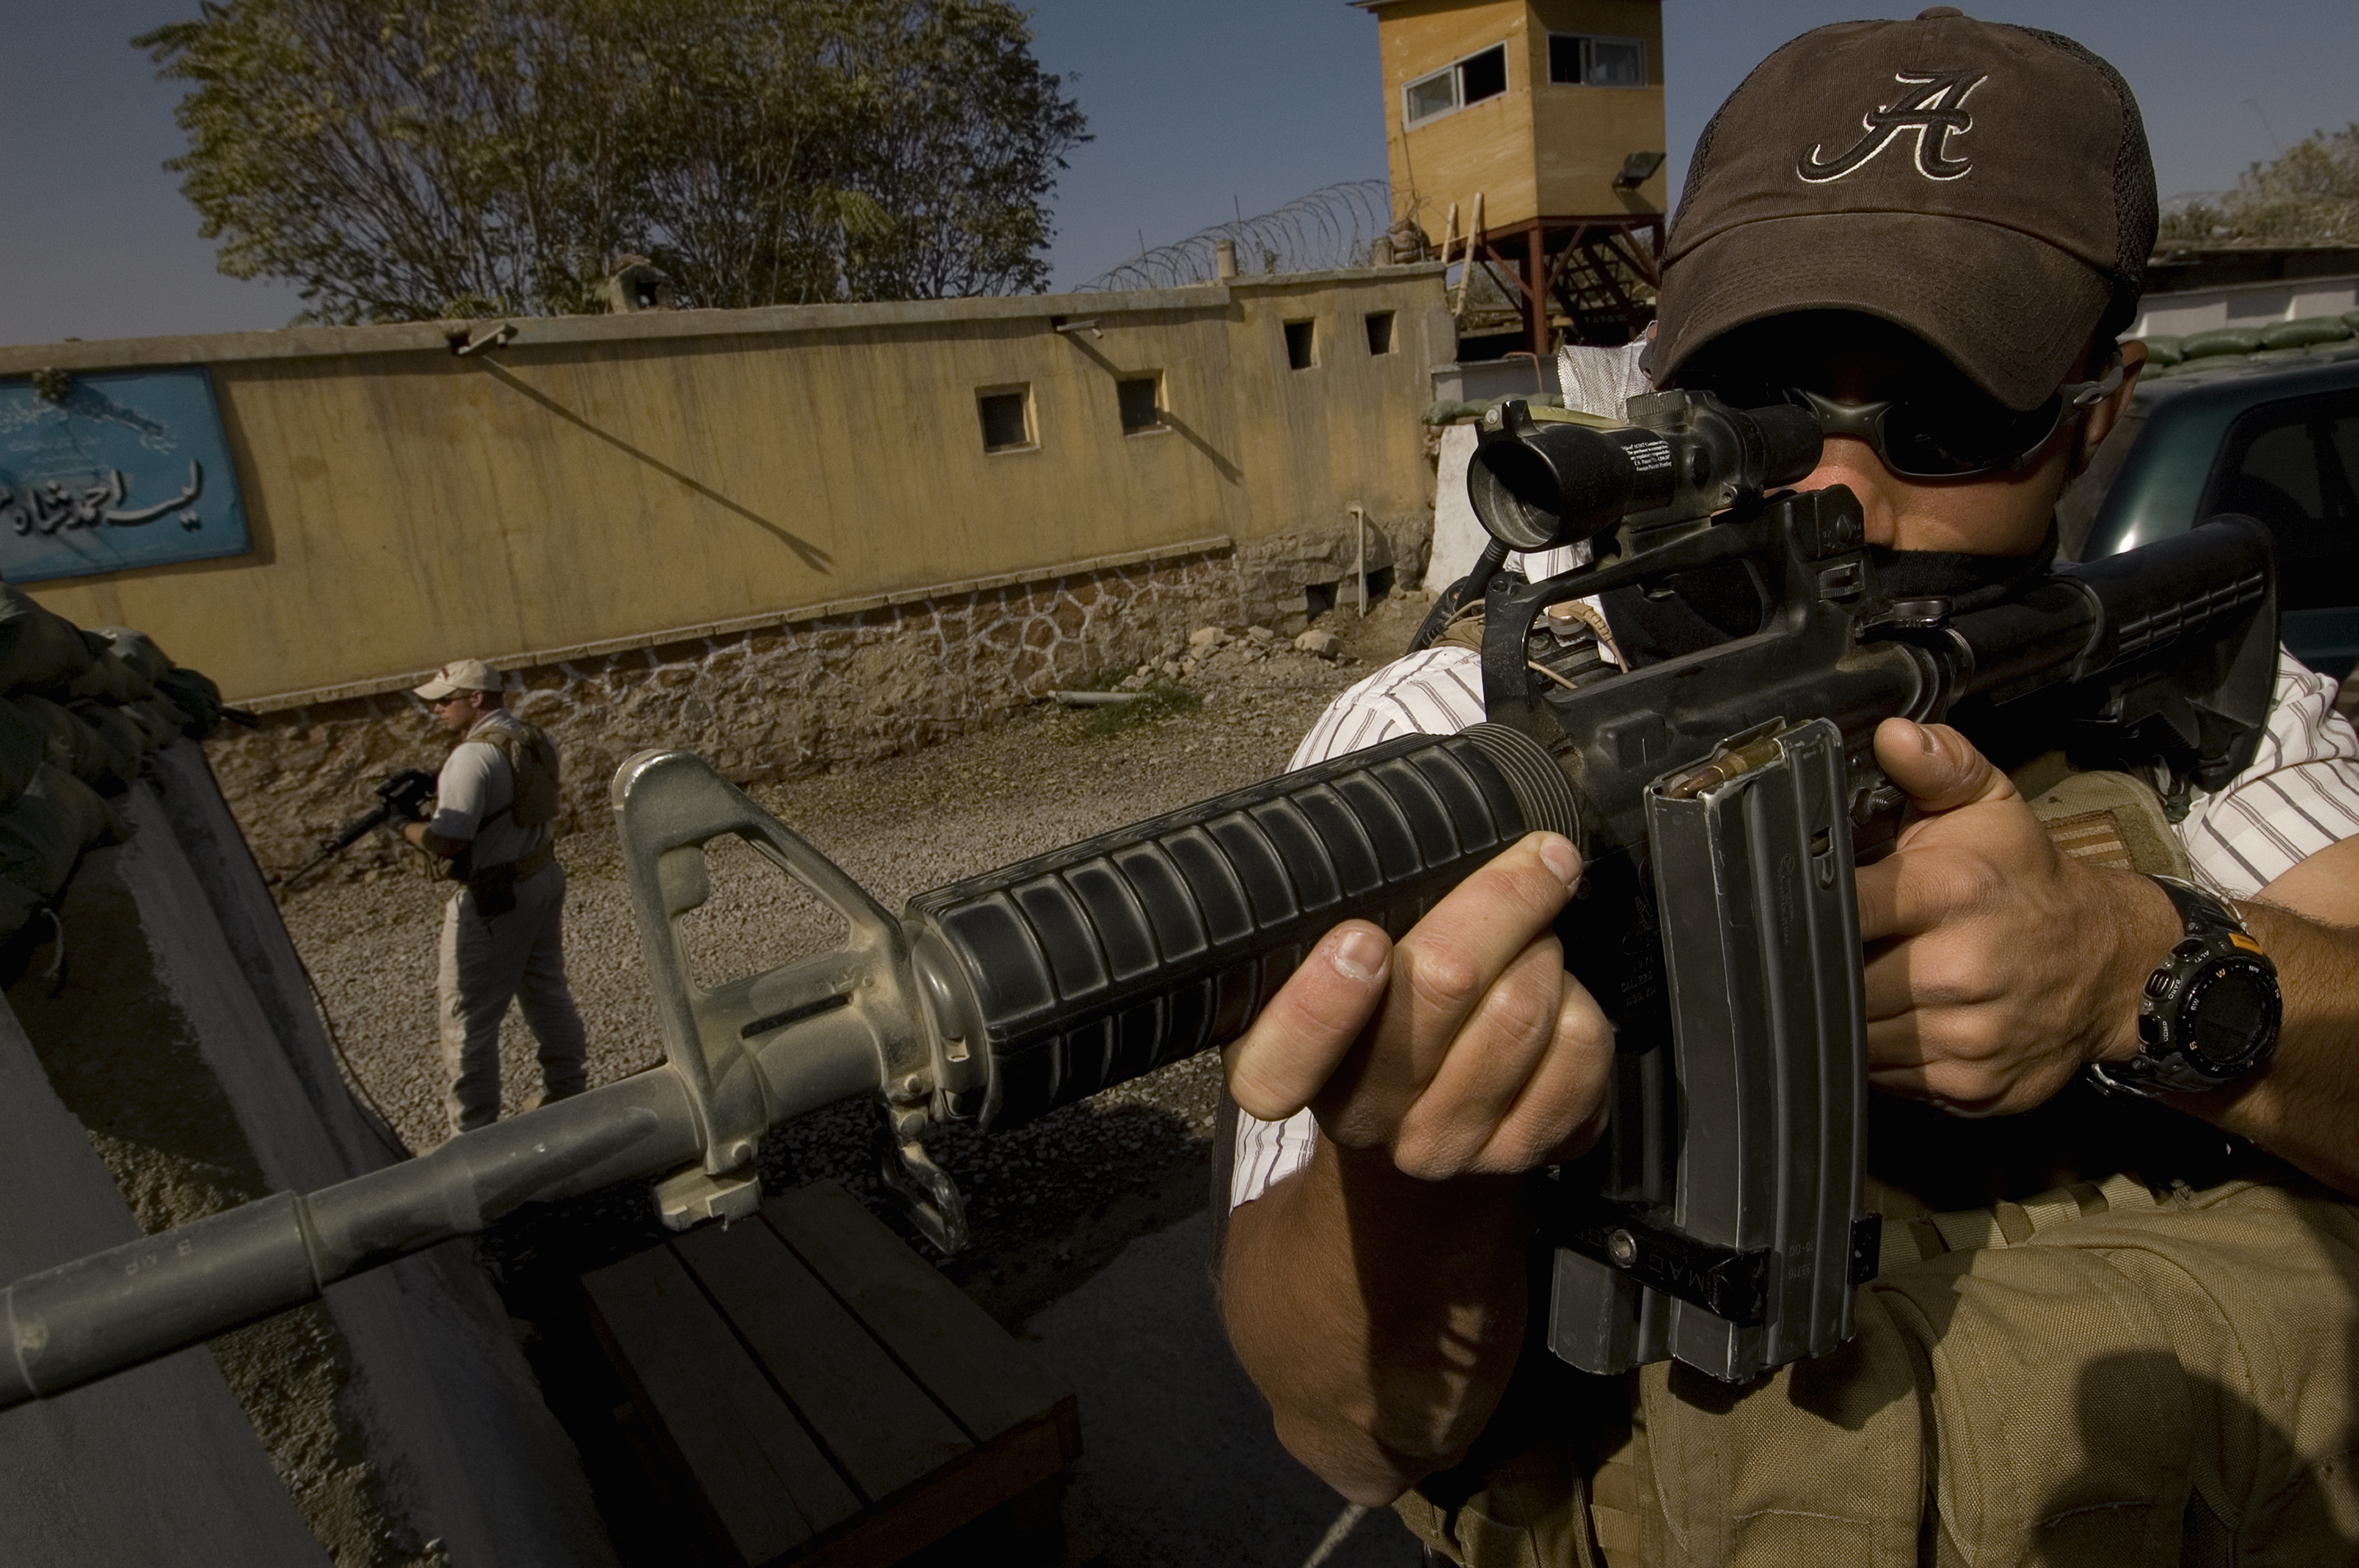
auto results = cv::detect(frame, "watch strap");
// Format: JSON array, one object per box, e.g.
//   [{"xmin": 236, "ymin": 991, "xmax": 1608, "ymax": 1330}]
[
  {"xmin": 2087, "ymin": 876, "xmax": 2278, "ymax": 1098},
  {"xmin": 2149, "ymin": 874, "xmax": 2250, "ymax": 943}
]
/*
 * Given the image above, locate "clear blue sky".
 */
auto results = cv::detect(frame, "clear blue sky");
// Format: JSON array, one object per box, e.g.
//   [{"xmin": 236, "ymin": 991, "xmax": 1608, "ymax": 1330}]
[{"xmin": 4, "ymin": 1, "xmax": 2355, "ymax": 349}]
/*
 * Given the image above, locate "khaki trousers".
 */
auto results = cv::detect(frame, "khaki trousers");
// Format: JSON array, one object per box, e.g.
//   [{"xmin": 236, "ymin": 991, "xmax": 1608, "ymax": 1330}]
[{"xmin": 436, "ymin": 862, "xmax": 588, "ymax": 1135}]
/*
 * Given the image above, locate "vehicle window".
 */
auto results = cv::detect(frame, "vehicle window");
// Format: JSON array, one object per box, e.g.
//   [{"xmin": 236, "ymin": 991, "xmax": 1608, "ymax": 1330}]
[
  {"xmin": 2057, "ymin": 405, "xmax": 2144, "ymax": 560},
  {"xmin": 2202, "ymin": 393, "xmax": 2359, "ymax": 613}
]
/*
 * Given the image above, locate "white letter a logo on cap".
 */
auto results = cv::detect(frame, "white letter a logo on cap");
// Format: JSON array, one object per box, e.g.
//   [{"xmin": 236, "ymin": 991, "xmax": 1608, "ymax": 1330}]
[{"xmin": 1799, "ymin": 70, "xmax": 1986, "ymax": 183}]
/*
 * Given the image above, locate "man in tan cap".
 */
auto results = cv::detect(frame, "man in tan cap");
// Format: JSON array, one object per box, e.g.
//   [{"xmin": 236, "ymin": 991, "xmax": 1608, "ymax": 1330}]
[
  {"xmin": 404, "ymin": 658, "xmax": 587, "ymax": 1135},
  {"xmin": 1220, "ymin": 11, "xmax": 2359, "ymax": 1562}
]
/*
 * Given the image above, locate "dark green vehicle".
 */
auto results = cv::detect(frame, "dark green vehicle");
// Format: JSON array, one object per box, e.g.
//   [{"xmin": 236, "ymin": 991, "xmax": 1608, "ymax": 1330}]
[{"xmin": 2064, "ymin": 346, "xmax": 2359, "ymax": 679}]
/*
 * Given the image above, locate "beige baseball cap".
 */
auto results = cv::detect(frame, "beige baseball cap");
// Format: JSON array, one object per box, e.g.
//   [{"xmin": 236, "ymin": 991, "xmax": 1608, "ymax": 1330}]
[
  {"xmin": 1655, "ymin": 8, "xmax": 2157, "ymax": 411},
  {"xmin": 413, "ymin": 658, "xmax": 499, "ymax": 701}
]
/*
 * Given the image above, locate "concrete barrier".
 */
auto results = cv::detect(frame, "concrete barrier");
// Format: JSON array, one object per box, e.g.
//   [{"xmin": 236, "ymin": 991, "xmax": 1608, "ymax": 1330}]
[{"xmin": 4, "ymin": 741, "xmax": 621, "ymax": 1565}]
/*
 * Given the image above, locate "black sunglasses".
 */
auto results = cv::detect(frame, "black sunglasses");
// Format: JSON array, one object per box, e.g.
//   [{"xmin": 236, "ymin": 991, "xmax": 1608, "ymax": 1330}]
[{"xmin": 1703, "ymin": 355, "xmax": 2125, "ymax": 481}]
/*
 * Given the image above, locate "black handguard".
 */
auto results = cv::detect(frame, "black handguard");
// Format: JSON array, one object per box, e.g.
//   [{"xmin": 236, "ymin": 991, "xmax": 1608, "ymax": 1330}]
[
  {"xmin": 0, "ymin": 394, "xmax": 2282, "ymax": 1408},
  {"xmin": 905, "ymin": 724, "xmax": 1576, "ymax": 1129}
]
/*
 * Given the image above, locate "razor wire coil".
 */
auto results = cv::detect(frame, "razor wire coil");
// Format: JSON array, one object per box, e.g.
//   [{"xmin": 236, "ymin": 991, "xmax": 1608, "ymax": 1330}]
[{"xmin": 1077, "ymin": 180, "xmax": 1398, "ymax": 291}]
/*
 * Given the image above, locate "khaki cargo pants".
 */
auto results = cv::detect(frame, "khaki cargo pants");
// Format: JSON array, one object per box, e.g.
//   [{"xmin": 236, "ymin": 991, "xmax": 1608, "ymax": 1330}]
[
  {"xmin": 1397, "ymin": 1170, "xmax": 2359, "ymax": 1567},
  {"xmin": 437, "ymin": 861, "xmax": 589, "ymax": 1134}
]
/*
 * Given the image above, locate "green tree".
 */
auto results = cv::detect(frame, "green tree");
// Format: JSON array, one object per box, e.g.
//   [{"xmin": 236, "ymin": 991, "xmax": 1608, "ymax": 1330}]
[
  {"xmin": 137, "ymin": 0, "xmax": 1087, "ymax": 323},
  {"xmin": 2160, "ymin": 125, "xmax": 2359, "ymax": 246}
]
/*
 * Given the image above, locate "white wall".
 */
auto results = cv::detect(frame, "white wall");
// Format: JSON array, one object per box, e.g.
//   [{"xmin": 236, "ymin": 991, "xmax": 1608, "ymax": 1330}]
[{"xmin": 2134, "ymin": 276, "xmax": 2359, "ymax": 338}]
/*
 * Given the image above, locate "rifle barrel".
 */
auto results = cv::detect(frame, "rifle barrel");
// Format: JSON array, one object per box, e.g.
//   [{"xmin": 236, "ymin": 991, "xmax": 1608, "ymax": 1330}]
[
  {"xmin": 278, "ymin": 805, "xmax": 393, "ymax": 888},
  {"xmin": 0, "ymin": 1070, "xmax": 701, "ymax": 1409}
]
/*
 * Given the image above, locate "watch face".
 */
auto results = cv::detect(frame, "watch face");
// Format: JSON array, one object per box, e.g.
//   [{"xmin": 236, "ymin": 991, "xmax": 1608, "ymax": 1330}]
[{"xmin": 2180, "ymin": 957, "xmax": 2284, "ymax": 1076}]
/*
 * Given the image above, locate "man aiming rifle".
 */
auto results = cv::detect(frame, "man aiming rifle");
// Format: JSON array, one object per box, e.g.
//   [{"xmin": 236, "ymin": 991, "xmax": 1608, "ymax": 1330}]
[
  {"xmin": 7, "ymin": 29, "xmax": 2357, "ymax": 1550},
  {"xmin": 1221, "ymin": 12, "xmax": 2359, "ymax": 1562}
]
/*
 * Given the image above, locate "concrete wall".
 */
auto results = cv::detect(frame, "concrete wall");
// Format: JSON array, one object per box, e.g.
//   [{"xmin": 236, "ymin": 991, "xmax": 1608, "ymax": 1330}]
[
  {"xmin": 209, "ymin": 542, "xmax": 1260, "ymax": 876},
  {"xmin": 1, "ymin": 270, "xmax": 1449, "ymax": 713},
  {"xmin": 0, "ymin": 996, "xmax": 331, "ymax": 1567},
  {"xmin": 1368, "ymin": 0, "xmax": 1667, "ymax": 232},
  {"xmin": 3, "ymin": 741, "xmax": 622, "ymax": 1567},
  {"xmin": 2133, "ymin": 274, "xmax": 2359, "ymax": 339}
]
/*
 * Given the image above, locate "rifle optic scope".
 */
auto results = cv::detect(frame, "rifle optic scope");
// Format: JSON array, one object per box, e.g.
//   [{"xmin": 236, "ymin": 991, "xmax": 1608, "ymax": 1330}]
[{"xmin": 1467, "ymin": 393, "xmax": 1821, "ymax": 552}]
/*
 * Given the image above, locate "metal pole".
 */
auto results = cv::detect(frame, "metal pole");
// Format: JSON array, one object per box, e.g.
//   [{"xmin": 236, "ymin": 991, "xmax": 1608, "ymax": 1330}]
[
  {"xmin": 1527, "ymin": 226, "xmax": 1549, "ymax": 358},
  {"xmin": 1354, "ymin": 506, "xmax": 1368, "ymax": 616}
]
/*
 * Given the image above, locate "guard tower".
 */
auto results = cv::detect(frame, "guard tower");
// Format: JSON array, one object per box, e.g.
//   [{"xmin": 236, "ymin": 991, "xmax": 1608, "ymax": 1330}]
[{"xmin": 1355, "ymin": 0, "xmax": 1667, "ymax": 354}]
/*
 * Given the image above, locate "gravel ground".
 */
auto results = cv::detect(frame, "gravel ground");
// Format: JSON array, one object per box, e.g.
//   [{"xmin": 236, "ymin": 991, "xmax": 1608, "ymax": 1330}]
[{"xmin": 275, "ymin": 590, "xmax": 1438, "ymax": 1324}]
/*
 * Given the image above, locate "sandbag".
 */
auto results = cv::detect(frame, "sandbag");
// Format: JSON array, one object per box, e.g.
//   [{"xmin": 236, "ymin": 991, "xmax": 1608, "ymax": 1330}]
[
  {"xmin": 0, "ymin": 763, "xmax": 130, "ymax": 905},
  {"xmin": 67, "ymin": 640, "xmax": 160, "ymax": 704},
  {"xmin": 0, "ymin": 699, "xmax": 48, "ymax": 809},
  {"xmin": 2135, "ymin": 334, "xmax": 2183, "ymax": 366},
  {"xmin": 0, "ymin": 586, "xmax": 96, "ymax": 694},
  {"xmin": 2181, "ymin": 325, "xmax": 2264, "ymax": 360},
  {"xmin": 88, "ymin": 627, "xmax": 174, "ymax": 683},
  {"xmin": 10, "ymin": 695, "xmax": 75, "ymax": 768},
  {"xmin": 0, "ymin": 878, "xmax": 44, "ymax": 947},
  {"xmin": 120, "ymin": 699, "xmax": 185, "ymax": 750},
  {"xmin": 63, "ymin": 701, "xmax": 143, "ymax": 792},
  {"xmin": 2263, "ymin": 316, "xmax": 2353, "ymax": 350},
  {"xmin": 13, "ymin": 695, "xmax": 91, "ymax": 780},
  {"xmin": 153, "ymin": 667, "xmax": 224, "ymax": 737}
]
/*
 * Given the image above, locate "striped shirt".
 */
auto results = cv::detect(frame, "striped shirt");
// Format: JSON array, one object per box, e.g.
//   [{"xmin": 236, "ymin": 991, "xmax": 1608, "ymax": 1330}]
[{"xmin": 1230, "ymin": 642, "xmax": 2359, "ymax": 1208}]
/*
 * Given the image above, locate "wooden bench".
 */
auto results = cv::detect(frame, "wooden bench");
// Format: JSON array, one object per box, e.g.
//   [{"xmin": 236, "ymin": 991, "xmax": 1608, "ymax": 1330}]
[{"xmin": 584, "ymin": 1180, "xmax": 1082, "ymax": 1568}]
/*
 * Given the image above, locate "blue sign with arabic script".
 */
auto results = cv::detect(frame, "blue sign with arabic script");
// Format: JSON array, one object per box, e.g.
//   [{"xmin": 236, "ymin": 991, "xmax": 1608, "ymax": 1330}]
[{"xmin": 0, "ymin": 366, "xmax": 252, "ymax": 583}]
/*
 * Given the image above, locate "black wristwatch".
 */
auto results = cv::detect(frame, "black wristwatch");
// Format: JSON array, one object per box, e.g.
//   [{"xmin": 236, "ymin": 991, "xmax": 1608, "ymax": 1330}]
[{"xmin": 2086, "ymin": 876, "xmax": 2282, "ymax": 1097}]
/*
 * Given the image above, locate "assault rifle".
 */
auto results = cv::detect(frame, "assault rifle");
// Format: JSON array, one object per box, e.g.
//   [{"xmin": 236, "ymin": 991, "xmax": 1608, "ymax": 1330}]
[
  {"xmin": 277, "ymin": 767, "xmax": 438, "ymax": 889},
  {"xmin": 0, "ymin": 391, "xmax": 2277, "ymax": 1407}
]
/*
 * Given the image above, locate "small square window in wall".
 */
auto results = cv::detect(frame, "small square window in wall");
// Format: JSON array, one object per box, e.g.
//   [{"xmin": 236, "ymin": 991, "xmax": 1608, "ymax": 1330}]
[
  {"xmin": 1365, "ymin": 311, "xmax": 1397, "ymax": 355},
  {"xmin": 1118, "ymin": 376, "xmax": 1163, "ymax": 433},
  {"xmin": 977, "ymin": 386, "xmax": 1033, "ymax": 453},
  {"xmin": 1284, "ymin": 320, "xmax": 1316, "ymax": 370}
]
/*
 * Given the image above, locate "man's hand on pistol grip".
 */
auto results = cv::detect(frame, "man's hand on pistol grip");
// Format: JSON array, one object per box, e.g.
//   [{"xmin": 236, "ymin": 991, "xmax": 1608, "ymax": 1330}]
[{"xmin": 1855, "ymin": 716, "xmax": 2177, "ymax": 1117}]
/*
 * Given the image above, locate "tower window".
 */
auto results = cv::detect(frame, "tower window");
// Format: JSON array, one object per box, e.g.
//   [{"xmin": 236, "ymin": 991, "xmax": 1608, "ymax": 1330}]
[
  {"xmin": 1284, "ymin": 320, "xmax": 1316, "ymax": 370},
  {"xmin": 1403, "ymin": 43, "xmax": 1509, "ymax": 126},
  {"xmin": 1549, "ymin": 34, "xmax": 1647, "ymax": 88},
  {"xmin": 1365, "ymin": 311, "xmax": 1397, "ymax": 355}
]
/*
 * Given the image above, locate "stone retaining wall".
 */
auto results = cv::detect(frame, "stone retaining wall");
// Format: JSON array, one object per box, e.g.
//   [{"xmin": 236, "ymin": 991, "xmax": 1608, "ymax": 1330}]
[{"xmin": 213, "ymin": 516, "xmax": 1429, "ymax": 879}]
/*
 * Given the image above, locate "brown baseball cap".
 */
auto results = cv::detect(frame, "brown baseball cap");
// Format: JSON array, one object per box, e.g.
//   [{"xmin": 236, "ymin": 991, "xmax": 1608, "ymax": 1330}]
[{"xmin": 1656, "ymin": 8, "xmax": 2156, "ymax": 411}]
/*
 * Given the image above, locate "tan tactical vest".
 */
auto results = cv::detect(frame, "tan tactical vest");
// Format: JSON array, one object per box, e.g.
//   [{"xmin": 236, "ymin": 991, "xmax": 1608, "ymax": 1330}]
[
  {"xmin": 434, "ymin": 716, "xmax": 561, "ymax": 896},
  {"xmin": 473, "ymin": 716, "xmax": 560, "ymax": 830},
  {"xmin": 1391, "ymin": 771, "xmax": 2359, "ymax": 1567}
]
